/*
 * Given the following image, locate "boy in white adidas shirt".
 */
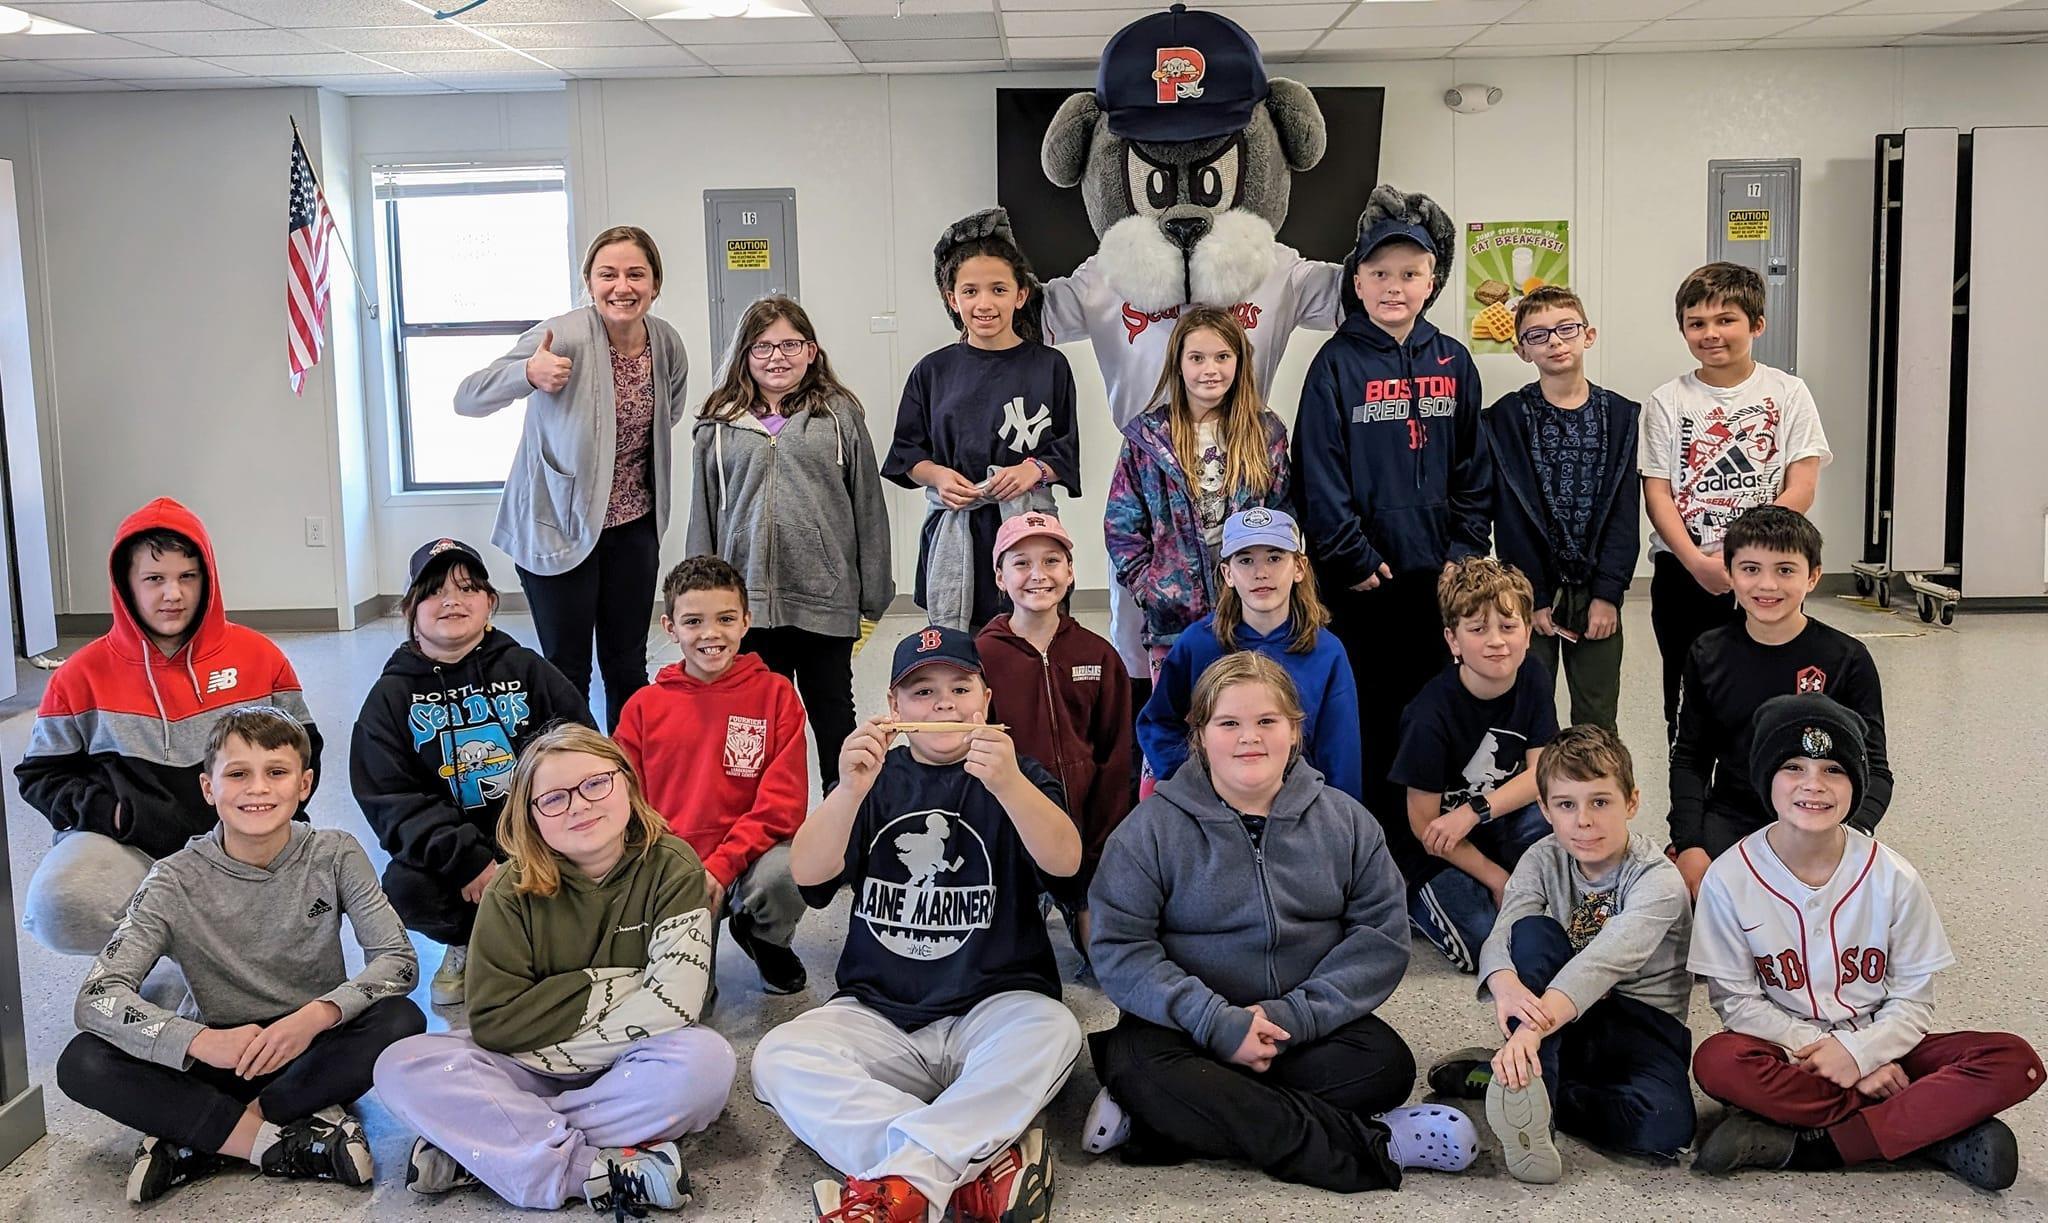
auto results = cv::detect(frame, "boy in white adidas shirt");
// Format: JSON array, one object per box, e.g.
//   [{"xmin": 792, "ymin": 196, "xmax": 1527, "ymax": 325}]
[{"xmin": 1689, "ymin": 693, "xmax": 2042, "ymax": 1190}]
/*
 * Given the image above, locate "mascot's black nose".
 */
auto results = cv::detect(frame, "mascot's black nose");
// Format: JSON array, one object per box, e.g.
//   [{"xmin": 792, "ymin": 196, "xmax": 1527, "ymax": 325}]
[{"xmin": 1161, "ymin": 215, "xmax": 1211, "ymax": 251}]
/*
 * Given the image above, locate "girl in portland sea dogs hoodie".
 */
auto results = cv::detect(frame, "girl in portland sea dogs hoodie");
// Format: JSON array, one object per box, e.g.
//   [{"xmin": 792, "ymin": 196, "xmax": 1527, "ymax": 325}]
[
  {"xmin": 1292, "ymin": 184, "xmax": 1492, "ymax": 831},
  {"xmin": 352, "ymin": 538, "xmax": 594, "ymax": 1009}
]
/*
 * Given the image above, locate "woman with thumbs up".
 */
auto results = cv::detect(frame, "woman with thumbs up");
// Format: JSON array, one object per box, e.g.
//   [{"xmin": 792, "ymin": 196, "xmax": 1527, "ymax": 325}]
[{"xmin": 455, "ymin": 225, "xmax": 689, "ymax": 730}]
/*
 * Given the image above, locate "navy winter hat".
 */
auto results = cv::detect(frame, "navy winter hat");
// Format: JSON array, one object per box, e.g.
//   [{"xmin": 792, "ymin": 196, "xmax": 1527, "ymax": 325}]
[{"xmin": 1097, "ymin": 4, "xmax": 1268, "ymax": 144}]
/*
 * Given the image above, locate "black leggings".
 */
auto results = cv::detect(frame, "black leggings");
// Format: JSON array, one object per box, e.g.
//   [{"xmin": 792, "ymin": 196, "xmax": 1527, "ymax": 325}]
[
  {"xmin": 1091, "ymin": 1011, "xmax": 1417, "ymax": 1192},
  {"xmin": 57, "ymin": 996, "xmax": 425, "ymax": 1152},
  {"xmin": 517, "ymin": 515, "xmax": 661, "ymax": 731},
  {"xmin": 1649, "ymin": 550, "xmax": 1742, "ymax": 738},
  {"xmin": 742, "ymin": 625, "xmax": 856, "ymax": 793}
]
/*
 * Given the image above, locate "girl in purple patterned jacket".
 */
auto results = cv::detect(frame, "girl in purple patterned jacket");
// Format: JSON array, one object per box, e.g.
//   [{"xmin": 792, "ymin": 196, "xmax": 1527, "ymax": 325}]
[{"xmin": 1105, "ymin": 306, "xmax": 1293, "ymax": 682}]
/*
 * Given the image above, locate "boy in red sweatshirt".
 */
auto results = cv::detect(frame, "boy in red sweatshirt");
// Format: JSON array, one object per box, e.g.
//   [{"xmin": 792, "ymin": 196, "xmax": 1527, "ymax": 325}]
[
  {"xmin": 616, "ymin": 555, "xmax": 808, "ymax": 994},
  {"xmin": 977, "ymin": 512, "xmax": 1135, "ymax": 960}
]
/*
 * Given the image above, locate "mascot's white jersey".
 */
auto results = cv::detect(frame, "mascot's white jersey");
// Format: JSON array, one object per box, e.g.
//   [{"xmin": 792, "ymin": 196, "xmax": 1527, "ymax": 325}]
[
  {"xmin": 1690, "ymin": 826, "xmax": 1955, "ymax": 1067},
  {"xmin": 1041, "ymin": 246, "xmax": 1343, "ymax": 429}
]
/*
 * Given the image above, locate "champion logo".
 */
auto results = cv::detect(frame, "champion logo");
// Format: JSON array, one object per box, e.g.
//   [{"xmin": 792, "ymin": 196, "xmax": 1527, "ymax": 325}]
[
  {"xmin": 1151, "ymin": 46, "xmax": 1206, "ymax": 104},
  {"xmin": 204, "ymin": 668, "xmax": 239, "ymax": 695},
  {"xmin": 307, "ymin": 897, "xmax": 333, "ymax": 919}
]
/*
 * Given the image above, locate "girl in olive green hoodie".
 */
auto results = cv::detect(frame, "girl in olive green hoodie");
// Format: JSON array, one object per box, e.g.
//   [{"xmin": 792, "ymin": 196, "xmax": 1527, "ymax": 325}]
[{"xmin": 374, "ymin": 725, "xmax": 734, "ymax": 1216}]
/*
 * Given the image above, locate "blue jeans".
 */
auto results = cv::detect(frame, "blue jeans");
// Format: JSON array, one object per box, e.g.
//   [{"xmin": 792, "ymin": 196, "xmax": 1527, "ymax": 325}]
[
  {"xmin": 1408, "ymin": 802, "xmax": 1549, "ymax": 973},
  {"xmin": 1505, "ymin": 915, "xmax": 1696, "ymax": 1158}
]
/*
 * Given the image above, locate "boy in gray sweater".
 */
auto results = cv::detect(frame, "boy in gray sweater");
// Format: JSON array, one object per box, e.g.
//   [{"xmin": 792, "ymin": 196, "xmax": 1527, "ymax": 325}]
[
  {"xmin": 1430, "ymin": 724, "xmax": 1695, "ymax": 1182},
  {"xmin": 56, "ymin": 707, "xmax": 425, "ymax": 1204}
]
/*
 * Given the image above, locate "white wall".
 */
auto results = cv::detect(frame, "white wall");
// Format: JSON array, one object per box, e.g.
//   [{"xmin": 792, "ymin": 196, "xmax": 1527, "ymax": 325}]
[{"xmin": 316, "ymin": 87, "xmax": 377, "ymax": 621}]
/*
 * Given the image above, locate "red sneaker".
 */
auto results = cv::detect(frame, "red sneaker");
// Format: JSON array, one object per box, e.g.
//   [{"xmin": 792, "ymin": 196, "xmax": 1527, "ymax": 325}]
[
  {"xmin": 812, "ymin": 1175, "xmax": 930, "ymax": 1222},
  {"xmin": 952, "ymin": 1128, "xmax": 1054, "ymax": 1223}
]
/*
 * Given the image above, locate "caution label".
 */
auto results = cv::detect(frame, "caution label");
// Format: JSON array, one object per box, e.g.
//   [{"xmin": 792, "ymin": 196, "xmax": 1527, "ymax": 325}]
[
  {"xmin": 1725, "ymin": 210, "xmax": 1771, "ymax": 242},
  {"xmin": 725, "ymin": 238, "xmax": 771, "ymax": 270}
]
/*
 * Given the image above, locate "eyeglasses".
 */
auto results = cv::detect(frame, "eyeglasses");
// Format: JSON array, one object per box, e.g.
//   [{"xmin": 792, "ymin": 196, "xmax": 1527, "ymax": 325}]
[
  {"xmin": 531, "ymin": 769, "xmax": 619, "ymax": 818},
  {"xmin": 1517, "ymin": 321, "xmax": 1587, "ymax": 347},
  {"xmin": 747, "ymin": 338, "xmax": 810, "ymax": 360}
]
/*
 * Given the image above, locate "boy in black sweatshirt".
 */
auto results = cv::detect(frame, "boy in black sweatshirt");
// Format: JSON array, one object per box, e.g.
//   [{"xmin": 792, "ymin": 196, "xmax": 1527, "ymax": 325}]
[
  {"xmin": 1295, "ymin": 184, "xmax": 1492, "ymax": 832},
  {"xmin": 1668, "ymin": 507, "xmax": 1891, "ymax": 897}
]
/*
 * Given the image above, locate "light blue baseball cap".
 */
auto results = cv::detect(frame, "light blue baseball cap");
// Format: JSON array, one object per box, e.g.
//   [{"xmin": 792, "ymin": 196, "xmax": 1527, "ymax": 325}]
[{"xmin": 1221, "ymin": 506, "xmax": 1301, "ymax": 557}]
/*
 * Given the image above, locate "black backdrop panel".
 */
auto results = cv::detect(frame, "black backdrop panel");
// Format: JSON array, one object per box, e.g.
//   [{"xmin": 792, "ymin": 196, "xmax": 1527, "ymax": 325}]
[{"xmin": 994, "ymin": 86, "xmax": 1386, "ymax": 281}]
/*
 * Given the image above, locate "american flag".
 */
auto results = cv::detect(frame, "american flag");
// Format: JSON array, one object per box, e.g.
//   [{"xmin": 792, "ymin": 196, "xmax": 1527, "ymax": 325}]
[{"xmin": 286, "ymin": 126, "xmax": 334, "ymax": 396}]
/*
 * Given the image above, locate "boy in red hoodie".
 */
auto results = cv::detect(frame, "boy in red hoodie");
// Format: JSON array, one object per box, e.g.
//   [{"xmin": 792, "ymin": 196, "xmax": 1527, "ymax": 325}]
[
  {"xmin": 616, "ymin": 555, "xmax": 809, "ymax": 994},
  {"xmin": 977, "ymin": 512, "xmax": 1134, "ymax": 960},
  {"xmin": 16, "ymin": 497, "xmax": 323, "ymax": 958}
]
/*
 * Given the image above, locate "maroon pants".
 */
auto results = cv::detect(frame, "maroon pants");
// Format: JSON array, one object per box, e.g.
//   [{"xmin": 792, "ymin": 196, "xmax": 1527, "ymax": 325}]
[{"xmin": 1694, "ymin": 1030, "xmax": 2043, "ymax": 1163}]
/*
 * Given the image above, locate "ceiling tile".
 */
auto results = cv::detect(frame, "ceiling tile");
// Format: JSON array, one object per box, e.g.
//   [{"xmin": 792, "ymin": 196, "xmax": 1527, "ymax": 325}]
[
  {"xmin": 538, "ymin": 43, "xmax": 704, "ymax": 65},
  {"xmin": 808, "ymin": 0, "xmax": 990, "ymax": 14},
  {"xmin": 567, "ymin": 63, "xmax": 717, "ymax": 75},
  {"xmin": 0, "ymin": 79, "xmax": 141, "ymax": 89},
  {"xmin": 685, "ymin": 39, "xmax": 854, "ymax": 62},
  {"xmin": 53, "ymin": 54, "xmax": 247, "ymax": 76},
  {"xmin": 999, "ymin": 9, "xmax": 1131, "ymax": 37},
  {"xmin": 0, "ymin": 60, "xmax": 87, "ymax": 80},
  {"xmin": 1317, "ymin": 24, "xmax": 1485, "ymax": 49},
  {"xmin": 829, "ymin": 13, "xmax": 997, "ymax": 39},
  {"xmin": 1342, "ymin": 0, "xmax": 1526, "ymax": 29},
  {"xmin": 1004, "ymin": 32, "xmax": 1106, "ymax": 56},
  {"xmin": 0, "ymin": 31, "xmax": 167, "ymax": 57},
  {"xmin": 997, "ymin": 0, "xmax": 1172, "ymax": 11},
  {"xmin": 1937, "ymin": 11, "xmax": 2048, "ymax": 34},
  {"xmin": 1510, "ymin": 0, "xmax": 1691, "ymax": 21},
  {"xmin": 1250, "ymin": 30, "xmax": 1316, "ymax": 53},
  {"xmin": 366, "ymin": 48, "xmax": 552, "ymax": 71},
  {"xmin": 426, "ymin": 0, "xmax": 635, "ymax": 21},
  {"xmin": 654, "ymin": 15, "xmax": 835, "ymax": 41},
  {"xmin": 1470, "ymin": 19, "xmax": 1643, "ymax": 44},
  {"xmin": 856, "ymin": 57, "xmax": 1004, "ymax": 70},
  {"xmin": 1748, "ymin": 34, "xmax": 1894, "ymax": 46},
  {"xmin": 1841, "ymin": 0, "xmax": 2005, "ymax": 13},
  {"xmin": 123, "ymin": 75, "xmax": 282, "ymax": 87},
  {"xmin": 1626, "ymin": 16, "xmax": 1807, "ymax": 39},
  {"xmin": 1453, "ymin": 41, "xmax": 1596, "ymax": 56},
  {"xmin": 713, "ymin": 59, "xmax": 863, "ymax": 72},
  {"xmin": 1784, "ymin": 13, "xmax": 1962, "ymax": 36},
  {"xmin": 1601, "ymin": 38, "xmax": 1751, "ymax": 51},
  {"xmin": 1208, "ymin": 5, "xmax": 1352, "ymax": 33},
  {"xmin": 1674, "ymin": 0, "xmax": 1853, "ymax": 15},
  {"xmin": 314, "ymin": 25, "xmax": 499, "ymax": 51},
  {"xmin": 845, "ymin": 35, "xmax": 1000, "ymax": 58},
  {"xmin": 196, "ymin": 50, "xmax": 389, "ymax": 72},
  {"xmin": 10, "ymin": 2, "xmax": 262, "ymax": 32},
  {"xmin": 275, "ymin": 71, "xmax": 449, "ymax": 89},
  {"xmin": 126, "ymin": 28, "xmax": 334, "ymax": 54},
  {"xmin": 468, "ymin": 21, "xmax": 678, "ymax": 46},
  {"xmin": 208, "ymin": 0, "xmax": 440, "ymax": 28},
  {"xmin": 419, "ymin": 71, "xmax": 567, "ymax": 89}
]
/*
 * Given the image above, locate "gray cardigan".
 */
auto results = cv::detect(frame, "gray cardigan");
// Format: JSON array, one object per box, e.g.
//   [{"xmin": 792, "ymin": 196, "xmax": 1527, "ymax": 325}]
[
  {"xmin": 686, "ymin": 396, "xmax": 895, "ymax": 637},
  {"xmin": 455, "ymin": 305, "xmax": 690, "ymax": 576},
  {"xmin": 1089, "ymin": 760, "xmax": 1410, "ymax": 1061}
]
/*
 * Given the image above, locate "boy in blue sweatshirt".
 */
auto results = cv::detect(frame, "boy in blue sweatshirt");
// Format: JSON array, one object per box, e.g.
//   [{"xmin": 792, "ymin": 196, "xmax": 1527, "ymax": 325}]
[{"xmin": 1294, "ymin": 185, "xmax": 1491, "ymax": 841}]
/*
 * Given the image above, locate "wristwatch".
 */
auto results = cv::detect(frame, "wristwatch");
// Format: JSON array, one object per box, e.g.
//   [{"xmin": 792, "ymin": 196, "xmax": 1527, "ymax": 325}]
[{"xmin": 1470, "ymin": 793, "xmax": 1493, "ymax": 822}]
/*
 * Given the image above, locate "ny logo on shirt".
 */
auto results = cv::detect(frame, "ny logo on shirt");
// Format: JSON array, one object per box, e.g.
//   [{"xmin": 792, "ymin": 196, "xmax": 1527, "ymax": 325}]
[{"xmin": 998, "ymin": 398, "xmax": 1053, "ymax": 451}]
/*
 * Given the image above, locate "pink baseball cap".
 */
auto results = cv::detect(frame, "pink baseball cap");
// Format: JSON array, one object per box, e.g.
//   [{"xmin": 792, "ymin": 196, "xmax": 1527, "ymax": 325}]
[{"xmin": 992, "ymin": 511, "xmax": 1075, "ymax": 563}]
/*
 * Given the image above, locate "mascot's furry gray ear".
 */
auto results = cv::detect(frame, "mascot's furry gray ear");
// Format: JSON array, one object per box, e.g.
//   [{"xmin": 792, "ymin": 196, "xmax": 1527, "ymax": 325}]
[
  {"xmin": 1035, "ymin": 5, "xmax": 1328, "ymax": 313},
  {"xmin": 1343, "ymin": 183, "xmax": 1459, "ymax": 316},
  {"xmin": 932, "ymin": 206, "xmax": 1045, "ymax": 342}
]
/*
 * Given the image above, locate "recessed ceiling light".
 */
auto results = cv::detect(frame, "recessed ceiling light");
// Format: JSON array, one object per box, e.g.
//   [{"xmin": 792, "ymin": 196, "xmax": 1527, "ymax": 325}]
[{"xmin": 0, "ymin": 5, "xmax": 90, "ymax": 34}]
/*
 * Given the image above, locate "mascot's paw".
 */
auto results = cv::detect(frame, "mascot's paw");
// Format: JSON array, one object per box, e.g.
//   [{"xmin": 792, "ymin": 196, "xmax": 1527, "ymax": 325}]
[
  {"xmin": 1189, "ymin": 210, "xmax": 1278, "ymax": 307},
  {"xmin": 1099, "ymin": 214, "xmax": 1193, "ymax": 314}
]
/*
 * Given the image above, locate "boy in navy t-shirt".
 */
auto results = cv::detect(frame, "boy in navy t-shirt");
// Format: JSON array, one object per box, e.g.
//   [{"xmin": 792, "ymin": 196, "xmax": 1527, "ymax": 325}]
[
  {"xmin": 752, "ymin": 626, "xmax": 1080, "ymax": 1223},
  {"xmin": 1391, "ymin": 559, "xmax": 1558, "ymax": 973}
]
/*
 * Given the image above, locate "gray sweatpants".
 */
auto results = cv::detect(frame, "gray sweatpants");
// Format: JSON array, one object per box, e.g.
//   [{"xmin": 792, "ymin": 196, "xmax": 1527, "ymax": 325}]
[
  {"xmin": 751, "ymin": 992, "xmax": 1080, "ymax": 1210},
  {"xmin": 22, "ymin": 830, "xmax": 152, "ymax": 956},
  {"xmin": 728, "ymin": 842, "xmax": 803, "ymax": 948},
  {"xmin": 373, "ymin": 1026, "xmax": 736, "ymax": 1209}
]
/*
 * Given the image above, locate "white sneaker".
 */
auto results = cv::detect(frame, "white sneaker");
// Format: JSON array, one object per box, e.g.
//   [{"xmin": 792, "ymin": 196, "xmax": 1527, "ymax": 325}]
[
  {"xmin": 1081, "ymin": 1087, "xmax": 1131, "ymax": 1155},
  {"xmin": 431, "ymin": 944, "xmax": 468, "ymax": 1007},
  {"xmin": 584, "ymin": 1141, "xmax": 692, "ymax": 1213},
  {"xmin": 1486, "ymin": 1077, "xmax": 1564, "ymax": 1184}
]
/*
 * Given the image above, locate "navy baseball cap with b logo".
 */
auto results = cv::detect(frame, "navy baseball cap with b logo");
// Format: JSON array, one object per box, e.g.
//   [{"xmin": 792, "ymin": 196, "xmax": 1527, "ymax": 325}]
[
  {"xmin": 1098, "ymin": 4, "xmax": 1268, "ymax": 144},
  {"xmin": 891, "ymin": 624, "xmax": 984, "ymax": 687}
]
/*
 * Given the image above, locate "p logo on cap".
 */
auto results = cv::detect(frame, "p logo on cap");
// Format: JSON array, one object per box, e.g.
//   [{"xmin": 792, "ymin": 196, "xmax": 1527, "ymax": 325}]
[
  {"xmin": 918, "ymin": 628, "xmax": 945, "ymax": 653},
  {"xmin": 1801, "ymin": 727, "xmax": 1833, "ymax": 756},
  {"xmin": 430, "ymin": 538, "xmax": 458, "ymax": 554},
  {"xmin": 1153, "ymin": 46, "xmax": 1206, "ymax": 103}
]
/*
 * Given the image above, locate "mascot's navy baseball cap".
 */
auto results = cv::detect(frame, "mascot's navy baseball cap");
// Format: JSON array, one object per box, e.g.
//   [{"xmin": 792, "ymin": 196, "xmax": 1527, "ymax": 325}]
[{"xmin": 1098, "ymin": 4, "xmax": 1268, "ymax": 143}]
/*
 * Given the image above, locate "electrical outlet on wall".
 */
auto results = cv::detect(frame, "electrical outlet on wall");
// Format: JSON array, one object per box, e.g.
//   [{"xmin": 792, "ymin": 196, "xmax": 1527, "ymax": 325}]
[{"xmin": 305, "ymin": 517, "xmax": 328, "ymax": 548}]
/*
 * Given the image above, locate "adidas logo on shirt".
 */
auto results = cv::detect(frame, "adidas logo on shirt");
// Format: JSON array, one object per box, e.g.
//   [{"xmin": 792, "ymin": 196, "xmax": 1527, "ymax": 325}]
[{"xmin": 307, "ymin": 898, "xmax": 333, "ymax": 919}]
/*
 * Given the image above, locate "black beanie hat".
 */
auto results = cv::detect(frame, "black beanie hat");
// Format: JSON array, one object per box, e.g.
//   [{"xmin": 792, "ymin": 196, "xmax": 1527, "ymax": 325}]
[{"xmin": 1749, "ymin": 693, "xmax": 1868, "ymax": 822}]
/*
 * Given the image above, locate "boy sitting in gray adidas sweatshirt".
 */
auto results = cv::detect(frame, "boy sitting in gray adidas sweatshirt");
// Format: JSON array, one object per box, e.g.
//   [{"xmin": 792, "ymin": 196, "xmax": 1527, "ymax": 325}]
[
  {"xmin": 55, "ymin": 707, "xmax": 425, "ymax": 1205},
  {"xmin": 1429, "ymin": 725, "xmax": 1696, "ymax": 1184}
]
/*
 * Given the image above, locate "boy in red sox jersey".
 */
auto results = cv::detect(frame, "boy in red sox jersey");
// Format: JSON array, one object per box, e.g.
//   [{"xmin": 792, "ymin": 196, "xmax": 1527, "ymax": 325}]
[{"xmin": 1688, "ymin": 694, "xmax": 2042, "ymax": 1189}]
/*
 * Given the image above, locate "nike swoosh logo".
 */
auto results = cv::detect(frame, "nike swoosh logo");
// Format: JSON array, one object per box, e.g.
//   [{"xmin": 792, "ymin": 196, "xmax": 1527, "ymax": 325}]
[
  {"xmin": 1437, "ymin": 355, "xmax": 1456, "ymax": 366},
  {"xmin": 1739, "ymin": 922, "xmax": 1763, "ymax": 932}
]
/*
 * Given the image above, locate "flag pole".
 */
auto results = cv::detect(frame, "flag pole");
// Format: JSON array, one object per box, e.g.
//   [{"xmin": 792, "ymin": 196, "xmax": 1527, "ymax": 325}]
[{"xmin": 291, "ymin": 115, "xmax": 379, "ymax": 321}]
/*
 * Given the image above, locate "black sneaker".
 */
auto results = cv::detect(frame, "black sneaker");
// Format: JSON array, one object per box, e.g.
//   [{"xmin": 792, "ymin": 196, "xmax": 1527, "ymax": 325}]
[
  {"xmin": 1925, "ymin": 1118, "xmax": 2020, "ymax": 1191},
  {"xmin": 260, "ymin": 1112, "xmax": 373, "ymax": 1186},
  {"xmin": 1694, "ymin": 1109, "xmax": 1797, "ymax": 1176},
  {"xmin": 127, "ymin": 1136, "xmax": 225, "ymax": 1204},
  {"xmin": 729, "ymin": 910, "xmax": 807, "ymax": 995},
  {"xmin": 1427, "ymin": 1047, "xmax": 1496, "ymax": 1100}
]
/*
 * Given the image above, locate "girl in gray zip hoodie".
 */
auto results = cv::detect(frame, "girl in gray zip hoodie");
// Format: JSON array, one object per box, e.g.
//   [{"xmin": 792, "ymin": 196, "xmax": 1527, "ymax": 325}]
[
  {"xmin": 687, "ymin": 296, "xmax": 893, "ymax": 791},
  {"xmin": 1087, "ymin": 652, "xmax": 1478, "ymax": 1192}
]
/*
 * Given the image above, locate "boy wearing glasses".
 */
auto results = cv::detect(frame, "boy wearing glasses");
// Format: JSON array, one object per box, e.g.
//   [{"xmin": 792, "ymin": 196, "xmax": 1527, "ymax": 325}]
[{"xmin": 1482, "ymin": 286, "xmax": 1641, "ymax": 730}]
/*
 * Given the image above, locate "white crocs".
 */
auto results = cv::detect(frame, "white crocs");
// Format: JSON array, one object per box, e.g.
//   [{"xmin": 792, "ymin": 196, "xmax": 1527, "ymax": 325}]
[
  {"xmin": 1082, "ymin": 1087, "xmax": 1132, "ymax": 1155},
  {"xmin": 1375, "ymin": 1104, "xmax": 1480, "ymax": 1173}
]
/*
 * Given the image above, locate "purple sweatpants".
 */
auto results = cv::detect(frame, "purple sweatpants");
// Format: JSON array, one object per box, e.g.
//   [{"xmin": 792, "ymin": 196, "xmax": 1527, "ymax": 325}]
[{"xmin": 373, "ymin": 1026, "xmax": 736, "ymax": 1208}]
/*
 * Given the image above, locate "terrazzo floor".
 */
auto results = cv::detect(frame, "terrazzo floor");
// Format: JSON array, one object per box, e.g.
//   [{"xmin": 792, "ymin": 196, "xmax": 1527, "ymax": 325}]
[{"xmin": 0, "ymin": 594, "xmax": 2042, "ymax": 1221}]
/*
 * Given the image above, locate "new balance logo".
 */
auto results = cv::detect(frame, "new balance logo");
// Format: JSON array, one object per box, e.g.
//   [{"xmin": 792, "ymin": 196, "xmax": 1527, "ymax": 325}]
[
  {"xmin": 998, "ymin": 397, "xmax": 1054, "ymax": 450},
  {"xmin": 307, "ymin": 898, "xmax": 333, "ymax": 919},
  {"xmin": 204, "ymin": 668, "xmax": 239, "ymax": 694}
]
